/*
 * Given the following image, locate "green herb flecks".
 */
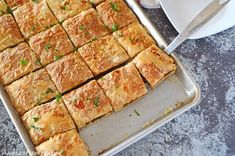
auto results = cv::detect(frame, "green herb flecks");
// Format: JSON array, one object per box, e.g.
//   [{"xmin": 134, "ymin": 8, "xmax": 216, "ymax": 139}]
[
  {"xmin": 31, "ymin": 125, "xmax": 40, "ymax": 130},
  {"xmin": 60, "ymin": 150, "xmax": 65, "ymax": 155},
  {"xmin": 54, "ymin": 55, "xmax": 62, "ymax": 61},
  {"xmin": 55, "ymin": 94, "xmax": 62, "ymax": 102},
  {"xmin": 111, "ymin": 24, "xmax": 119, "ymax": 32},
  {"xmin": 20, "ymin": 59, "xmax": 29, "ymax": 66},
  {"xmin": 45, "ymin": 88, "xmax": 54, "ymax": 94},
  {"xmin": 79, "ymin": 25, "xmax": 85, "ymax": 30},
  {"xmin": 44, "ymin": 43, "xmax": 51, "ymax": 52},
  {"xmin": 31, "ymin": 25, "xmax": 36, "ymax": 31},
  {"xmin": 100, "ymin": 77, "xmax": 105, "ymax": 81},
  {"xmin": 93, "ymin": 97, "xmax": 100, "ymax": 107},
  {"xmin": 31, "ymin": 0, "xmax": 39, "ymax": 3},
  {"xmin": 7, "ymin": 6, "xmax": 12, "ymax": 14},
  {"xmin": 134, "ymin": 109, "xmax": 140, "ymax": 116},
  {"xmin": 35, "ymin": 59, "xmax": 41, "ymax": 65},
  {"xmin": 110, "ymin": 2, "xmax": 119, "ymax": 12},
  {"xmin": 33, "ymin": 116, "xmax": 39, "ymax": 122}
]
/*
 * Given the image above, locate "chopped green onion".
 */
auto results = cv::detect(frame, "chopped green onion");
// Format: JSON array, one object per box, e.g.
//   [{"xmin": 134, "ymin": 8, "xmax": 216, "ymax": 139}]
[
  {"xmin": 91, "ymin": 37, "xmax": 97, "ymax": 41},
  {"xmin": 31, "ymin": 0, "xmax": 39, "ymax": 3},
  {"xmin": 79, "ymin": 25, "xmax": 85, "ymax": 30},
  {"xmin": 93, "ymin": 97, "xmax": 100, "ymax": 107},
  {"xmin": 31, "ymin": 125, "xmax": 40, "ymax": 130},
  {"xmin": 20, "ymin": 59, "xmax": 28, "ymax": 66},
  {"xmin": 45, "ymin": 88, "xmax": 54, "ymax": 94},
  {"xmin": 60, "ymin": 150, "xmax": 65, "ymax": 154},
  {"xmin": 55, "ymin": 94, "xmax": 62, "ymax": 102},
  {"xmin": 110, "ymin": 2, "xmax": 119, "ymax": 12},
  {"xmin": 111, "ymin": 24, "xmax": 119, "ymax": 32},
  {"xmin": 44, "ymin": 43, "xmax": 51, "ymax": 52},
  {"xmin": 134, "ymin": 109, "xmax": 140, "ymax": 116},
  {"xmin": 100, "ymin": 77, "xmax": 105, "ymax": 81},
  {"xmin": 35, "ymin": 59, "xmax": 40, "ymax": 65},
  {"xmin": 54, "ymin": 55, "xmax": 62, "ymax": 61},
  {"xmin": 31, "ymin": 25, "xmax": 36, "ymax": 31},
  {"xmin": 33, "ymin": 117, "xmax": 39, "ymax": 122},
  {"xmin": 7, "ymin": 6, "xmax": 12, "ymax": 14}
]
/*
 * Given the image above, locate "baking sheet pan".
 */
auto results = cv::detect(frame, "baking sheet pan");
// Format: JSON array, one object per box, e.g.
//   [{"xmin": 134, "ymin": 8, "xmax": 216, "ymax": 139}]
[{"xmin": 0, "ymin": 0, "xmax": 201, "ymax": 155}]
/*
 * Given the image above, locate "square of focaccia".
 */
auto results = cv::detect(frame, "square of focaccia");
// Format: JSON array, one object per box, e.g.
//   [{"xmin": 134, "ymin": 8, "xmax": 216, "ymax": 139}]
[
  {"xmin": 132, "ymin": 45, "xmax": 177, "ymax": 88},
  {"xmin": 5, "ymin": 69, "xmax": 59, "ymax": 115},
  {"xmin": 96, "ymin": 0, "xmax": 137, "ymax": 31},
  {"xmin": 29, "ymin": 24, "xmax": 73, "ymax": 66},
  {"xmin": 98, "ymin": 63, "xmax": 147, "ymax": 111},
  {"xmin": 22, "ymin": 99, "xmax": 75, "ymax": 145},
  {"xmin": 78, "ymin": 35, "xmax": 129, "ymax": 75},
  {"xmin": 0, "ymin": 14, "xmax": 23, "ymax": 52},
  {"xmin": 46, "ymin": 0, "xmax": 91, "ymax": 22},
  {"xmin": 0, "ymin": 43, "xmax": 41, "ymax": 85},
  {"xmin": 63, "ymin": 80, "xmax": 113, "ymax": 128},
  {"xmin": 36, "ymin": 130, "xmax": 89, "ymax": 156},
  {"xmin": 0, "ymin": 0, "xmax": 8, "ymax": 16},
  {"xmin": 46, "ymin": 52, "xmax": 93, "ymax": 93},
  {"xmin": 5, "ymin": 0, "xmax": 29, "ymax": 9},
  {"xmin": 113, "ymin": 22, "xmax": 155, "ymax": 57},
  {"xmin": 13, "ymin": 1, "xmax": 58, "ymax": 38},
  {"xmin": 62, "ymin": 8, "xmax": 109, "ymax": 48}
]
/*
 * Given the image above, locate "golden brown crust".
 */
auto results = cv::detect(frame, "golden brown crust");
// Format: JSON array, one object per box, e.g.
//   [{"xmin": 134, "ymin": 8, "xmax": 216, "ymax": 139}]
[
  {"xmin": 63, "ymin": 80, "xmax": 113, "ymax": 128},
  {"xmin": 46, "ymin": 0, "xmax": 91, "ymax": 22},
  {"xmin": 132, "ymin": 45, "xmax": 177, "ymax": 88},
  {"xmin": 0, "ymin": 0, "xmax": 8, "ymax": 16},
  {"xmin": 36, "ymin": 130, "xmax": 89, "ymax": 156},
  {"xmin": 0, "ymin": 42, "xmax": 41, "ymax": 85},
  {"xmin": 5, "ymin": 0, "xmax": 29, "ymax": 9},
  {"xmin": 96, "ymin": 0, "xmax": 137, "ymax": 31},
  {"xmin": 5, "ymin": 69, "xmax": 59, "ymax": 115},
  {"xmin": 62, "ymin": 8, "xmax": 109, "ymax": 47},
  {"xmin": 78, "ymin": 35, "xmax": 129, "ymax": 75},
  {"xmin": 0, "ymin": 14, "xmax": 23, "ymax": 52},
  {"xmin": 98, "ymin": 63, "xmax": 147, "ymax": 111},
  {"xmin": 29, "ymin": 24, "xmax": 73, "ymax": 66},
  {"xmin": 13, "ymin": 1, "xmax": 58, "ymax": 38},
  {"xmin": 46, "ymin": 52, "xmax": 93, "ymax": 93},
  {"xmin": 22, "ymin": 100, "xmax": 75, "ymax": 145},
  {"xmin": 113, "ymin": 22, "xmax": 155, "ymax": 57}
]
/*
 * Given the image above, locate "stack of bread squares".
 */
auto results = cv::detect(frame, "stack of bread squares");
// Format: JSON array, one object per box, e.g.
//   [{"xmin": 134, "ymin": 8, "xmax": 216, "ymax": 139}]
[{"xmin": 0, "ymin": 0, "xmax": 176, "ymax": 155}]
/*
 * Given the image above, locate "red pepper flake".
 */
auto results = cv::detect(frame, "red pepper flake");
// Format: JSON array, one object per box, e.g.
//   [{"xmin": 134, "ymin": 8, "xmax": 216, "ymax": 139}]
[{"xmin": 75, "ymin": 101, "xmax": 85, "ymax": 110}]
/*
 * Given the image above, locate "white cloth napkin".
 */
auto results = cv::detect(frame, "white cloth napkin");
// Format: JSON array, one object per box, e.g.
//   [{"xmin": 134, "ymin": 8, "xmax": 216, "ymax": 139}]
[{"xmin": 138, "ymin": 0, "xmax": 160, "ymax": 8}]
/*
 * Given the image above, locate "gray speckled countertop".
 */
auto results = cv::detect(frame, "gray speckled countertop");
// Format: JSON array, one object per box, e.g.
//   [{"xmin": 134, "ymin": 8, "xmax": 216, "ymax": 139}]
[{"xmin": 1, "ymin": 8, "xmax": 235, "ymax": 156}]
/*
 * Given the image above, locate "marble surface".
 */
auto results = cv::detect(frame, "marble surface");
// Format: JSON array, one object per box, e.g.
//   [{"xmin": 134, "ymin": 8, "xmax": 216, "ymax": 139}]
[{"xmin": 0, "ymin": 8, "xmax": 235, "ymax": 156}]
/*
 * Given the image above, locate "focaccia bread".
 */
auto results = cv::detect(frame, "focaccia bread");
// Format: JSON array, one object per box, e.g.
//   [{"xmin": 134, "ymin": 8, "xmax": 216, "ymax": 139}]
[
  {"xmin": 46, "ymin": 52, "xmax": 93, "ymax": 93},
  {"xmin": 98, "ymin": 63, "xmax": 147, "ymax": 111},
  {"xmin": 13, "ymin": 1, "xmax": 58, "ymax": 38},
  {"xmin": 132, "ymin": 45, "xmax": 177, "ymax": 88},
  {"xmin": 46, "ymin": 0, "xmax": 91, "ymax": 22},
  {"xmin": 78, "ymin": 34, "xmax": 129, "ymax": 75},
  {"xmin": 5, "ymin": 0, "xmax": 29, "ymax": 9},
  {"xmin": 62, "ymin": 8, "xmax": 109, "ymax": 48},
  {"xmin": 0, "ymin": 14, "xmax": 23, "ymax": 52},
  {"xmin": 22, "ymin": 99, "xmax": 75, "ymax": 145},
  {"xmin": 113, "ymin": 22, "xmax": 155, "ymax": 57},
  {"xmin": 29, "ymin": 24, "xmax": 74, "ymax": 66},
  {"xmin": 5, "ymin": 69, "xmax": 59, "ymax": 115},
  {"xmin": 96, "ymin": 0, "xmax": 137, "ymax": 31},
  {"xmin": 63, "ymin": 80, "xmax": 113, "ymax": 128},
  {"xmin": 0, "ymin": 42, "xmax": 41, "ymax": 85},
  {"xmin": 36, "ymin": 130, "xmax": 89, "ymax": 156}
]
